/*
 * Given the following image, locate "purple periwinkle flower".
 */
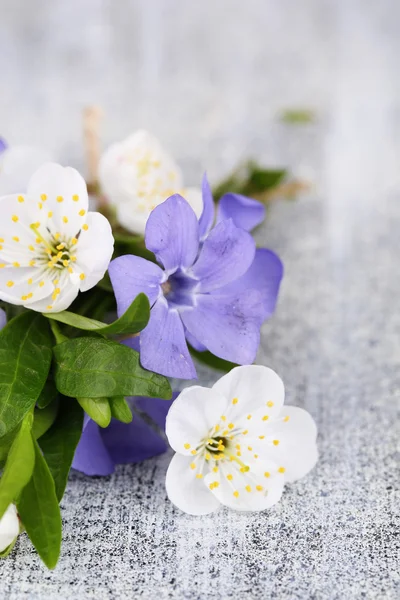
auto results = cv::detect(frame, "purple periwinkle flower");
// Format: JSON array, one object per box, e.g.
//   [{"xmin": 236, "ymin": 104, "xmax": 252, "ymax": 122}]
[
  {"xmin": 110, "ymin": 191, "xmax": 282, "ymax": 379},
  {"xmin": 72, "ymin": 395, "xmax": 176, "ymax": 476}
]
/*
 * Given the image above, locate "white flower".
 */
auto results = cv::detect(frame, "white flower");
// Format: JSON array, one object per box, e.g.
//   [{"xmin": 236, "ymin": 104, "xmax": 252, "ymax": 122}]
[
  {"xmin": 165, "ymin": 365, "xmax": 318, "ymax": 515},
  {"xmin": 0, "ymin": 163, "xmax": 114, "ymax": 313},
  {"xmin": 98, "ymin": 130, "xmax": 202, "ymax": 235},
  {"xmin": 0, "ymin": 145, "xmax": 52, "ymax": 196},
  {"xmin": 0, "ymin": 504, "xmax": 19, "ymax": 552}
]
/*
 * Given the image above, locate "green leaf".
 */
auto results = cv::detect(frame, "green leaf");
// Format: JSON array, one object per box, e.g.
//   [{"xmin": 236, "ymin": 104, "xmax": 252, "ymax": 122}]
[
  {"xmin": 0, "ymin": 313, "xmax": 53, "ymax": 438},
  {"xmin": 0, "ymin": 428, "xmax": 17, "ymax": 464},
  {"xmin": 32, "ymin": 400, "xmax": 59, "ymax": 440},
  {"xmin": 0, "ymin": 414, "xmax": 35, "ymax": 519},
  {"xmin": 45, "ymin": 293, "xmax": 150, "ymax": 336},
  {"xmin": 245, "ymin": 165, "xmax": 286, "ymax": 193},
  {"xmin": 54, "ymin": 337, "xmax": 172, "ymax": 400},
  {"xmin": 77, "ymin": 397, "xmax": 111, "ymax": 428},
  {"xmin": 39, "ymin": 399, "xmax": 83, "ymax": 501},
  {"xmin": 17, "ymin": 438, "xmax": 62, "ymax": 570},
  {"xmin": 36, "ymin": 379, "xmax": 59, "ymax": 409},
  {"xmin": 189, "ymin": 346, "xmax": 238, "ymax": 373},
  {"xmin": 110, "ymin": 396, "xmax": 132, "ymax": 423}
]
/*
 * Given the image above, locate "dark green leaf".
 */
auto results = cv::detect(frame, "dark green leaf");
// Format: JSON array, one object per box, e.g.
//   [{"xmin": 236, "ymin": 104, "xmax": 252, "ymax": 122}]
[
  {"xmin": 54, "ymin": 337, "xmax": 172, "ymax": 400},
  {"xmin": 110, "ymin": 396, "xmax": 132, "ymax": 423},
  {"xmin": 32, "ymin": 400, "xmax": 59, "ymax": 440},
  {"xmin": 77, "ymin": 397, "xmax": 111, "ymax": 428},
  {"xmin": 37, "ymin": 379, "xmax": 59, "ymax": 409},
  {"xmin": 213, "ymin": 161, "xmax": 287, "ymax": 201},
  {"xmin": 189, "ymin": 346, "xmax": 238, "ymax": 373},
  {"xmin": 0, "ymin": 414, "xmax": 35, "ymax": 519},
  {"xmin": 45, "ymin": 293, "xmax": 150, "ymax": 336},
  {"xmin": 39, "ymin": 399, "xmax": 83, "ymax": 501},
  {"xmin": 0, "ymin": 313, "xmax": 53, "ymax": 437},
  {"xmin": 245, "ymin": 165, "xmax": 286, "ymax": 193},
  {"xmin": 17, "ymin": 438, "xmax": 62, "ymax": 570}
]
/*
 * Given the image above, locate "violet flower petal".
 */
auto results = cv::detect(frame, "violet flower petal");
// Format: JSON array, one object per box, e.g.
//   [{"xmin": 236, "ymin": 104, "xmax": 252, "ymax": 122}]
[
  {"xmin": 0, "ymin": 308, "xmax": 6, "ymax": 330},
  {"xmin": 72, "ymin": 418, "xmax": 115, "ymax": 476},
  {"xmin": 191, "ymin": 219, "xmax": 255, "ymax": 293},
  {"xmin": 140, "ymin": 298, "xmax": 197, "ymax": 379},
  {"xmin": 109, "ymin": 255, "xmax": 164, "ymax": 315},
  {"xmin": 145, "ymin": 194, "xmax": 199, "ymax": 272},
  {"xmin": 0, "ymin": 138, "xmax": 7, "ymax": 155},
  {"xmin": 134, "ymin": 392, "xmax": 179, "ymax": 431},
  {"xmin": 198, "ymin": 173, "xmax": 215, "ymax": 240},
  {"xmin": 181, "ymin": 290, "xmax": 264, "ymax": 365},
  {"xmin": 219, "ymin": 248, "xmax": 283, "ymax": 320},
  {"xmin": 101, "ymin": 415, "xmax": 167, "ymax": 464},
  {"xmin": 122, "ymin": 335, "xmax": 140, "ymax": 352},
  {"xmin": 217, "ymin": 193, "xmax": 265, "ymax": 231},
  {"xmin": 184, "ymin": 329, "xmax": 207, "ymax": 352}
]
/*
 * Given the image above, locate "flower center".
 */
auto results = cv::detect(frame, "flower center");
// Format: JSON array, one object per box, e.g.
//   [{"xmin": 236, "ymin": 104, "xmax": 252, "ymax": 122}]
[
  {"xmin": 161, "ymin": 269, "xmax": 197, "ymax": 309},
  {"xmin": 30, "ymin": 223, "xmax": 78, "ymax": 272}
]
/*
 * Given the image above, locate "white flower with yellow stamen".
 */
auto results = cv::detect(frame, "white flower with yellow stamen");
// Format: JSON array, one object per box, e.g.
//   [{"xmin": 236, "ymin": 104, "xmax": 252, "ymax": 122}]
[
  {"xmin": 98, "ymin": 130, "xmax": 202, "ymax": 235},
  {"xmin": 0, "ymin": 163, "xmax": 114, "ymax": 313},
  {"xmin": 0, "ymin": 504, "xmax": 19, "ymax": 552},
  {"xmin": 165, "ymin": 365, "xmax": 318, "ymax": 515}
]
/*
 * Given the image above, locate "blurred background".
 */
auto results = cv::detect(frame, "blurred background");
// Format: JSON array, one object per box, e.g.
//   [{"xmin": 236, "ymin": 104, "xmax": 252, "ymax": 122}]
[{"xmin": 1, "ymin": 0, "xmax": 399, "ymax": 204}]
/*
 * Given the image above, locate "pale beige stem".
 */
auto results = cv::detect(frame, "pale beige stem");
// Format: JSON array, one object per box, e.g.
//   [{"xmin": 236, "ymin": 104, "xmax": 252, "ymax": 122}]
[{"xmin": 82, "ymin": 106, "xmax": 104, "ymax": 201}]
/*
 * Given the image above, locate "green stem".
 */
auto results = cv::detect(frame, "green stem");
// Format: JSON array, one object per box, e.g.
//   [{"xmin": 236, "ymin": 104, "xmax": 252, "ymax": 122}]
[{"xmin": 48, "ymin": 319, "xmax": 68, "ymax": 344}]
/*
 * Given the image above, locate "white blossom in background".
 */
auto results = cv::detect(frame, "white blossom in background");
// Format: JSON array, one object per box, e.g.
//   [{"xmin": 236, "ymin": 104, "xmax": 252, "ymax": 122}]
[
  {"xmin": 165, "ymin": 365, "xmax": 318, "ymax": 515},
  {"xmin": 0, "ymin": 504, "xmax": 19, "ymax": 553},
  {"xmin": 0, "ymin": 144, "xmax": 52, "ymax": 196},
  {"xmin": 98, "ymin": 130, "xmax": 203, "ymax": 235},
  {"xmin": 0, "ymin": 163, "xmax": 114, "ymax": 313}
]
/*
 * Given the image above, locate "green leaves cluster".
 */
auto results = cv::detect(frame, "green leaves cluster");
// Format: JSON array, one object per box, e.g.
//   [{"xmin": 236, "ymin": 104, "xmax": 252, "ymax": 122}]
[{"xmin": 0, "ymin": 293, "xmax": 171, "ymax": 569}]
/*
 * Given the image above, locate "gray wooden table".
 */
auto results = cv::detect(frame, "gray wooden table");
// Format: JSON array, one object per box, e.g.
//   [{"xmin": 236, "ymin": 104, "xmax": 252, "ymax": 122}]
[{"xmin": 0, "ymin": 1, "xmax": 399, "ymax": 598}]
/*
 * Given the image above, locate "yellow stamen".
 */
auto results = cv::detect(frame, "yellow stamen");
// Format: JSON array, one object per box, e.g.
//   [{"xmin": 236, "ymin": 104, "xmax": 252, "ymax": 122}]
[{"xmin": 30, "ymin": 224, "xmax": 57, "ymax": 254}]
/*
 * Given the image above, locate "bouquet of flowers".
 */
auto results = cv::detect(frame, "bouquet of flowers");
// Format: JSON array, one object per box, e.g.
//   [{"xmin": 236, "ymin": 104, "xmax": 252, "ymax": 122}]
[{"xmin": 0, "ymin": 125, "xmax": 317, "ymax": 568}]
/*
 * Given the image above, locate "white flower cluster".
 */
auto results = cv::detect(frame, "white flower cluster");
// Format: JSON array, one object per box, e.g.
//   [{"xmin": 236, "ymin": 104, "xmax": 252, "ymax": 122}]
[{"xmin": 99, "ymin": 130, "xmax": 202, "ymax": 235}]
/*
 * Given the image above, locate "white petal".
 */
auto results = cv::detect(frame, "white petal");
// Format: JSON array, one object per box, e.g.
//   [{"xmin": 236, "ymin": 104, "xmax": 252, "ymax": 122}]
[
  {"xmin": 116, "ymin": 202, "xmax": 148, "ymax": 236},
  {"xmin": 0, "ymin": 504, "xmax": 19, "ymax": 552},
  {"xmin": 28, "ymin": 278, "xmax": 80, "ymax": 313},
  {"xmin": 183, "ymin": 187, "xmax": 203, "ymax": 218},
  {"xmin": 27, "ymin": 163, "xmax": 89, "ymax": 237},
  {"xmin": 212, "ymin": 365, "xmax": 285, "ymax": 426},
  {"xmin": 204, "ymin": 458, "xmax": 284, "ymax": 512},
  {"xmin": 75, "ymin": 211, "xmax": 114, "ymax": 292},
  {"xmin": 0, "ymin": 146, "xmax": 52, "ymax": 196},
  {"xmin": 165, "ymin": 386, "xmax": 229, "ymax": 455},
  {"xmin": 166, "ymin": 453, "xmax": 220, "ymax": 515},
  {"xmin": 257, "ymin": 406, "xmax": 318, "ymax": 483}
]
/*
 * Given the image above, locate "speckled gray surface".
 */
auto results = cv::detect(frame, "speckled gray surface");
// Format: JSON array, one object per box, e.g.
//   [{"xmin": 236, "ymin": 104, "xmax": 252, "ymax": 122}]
[{"xmin": 0, "ymin": 1, "xmax": 399, "ymax": 598}]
